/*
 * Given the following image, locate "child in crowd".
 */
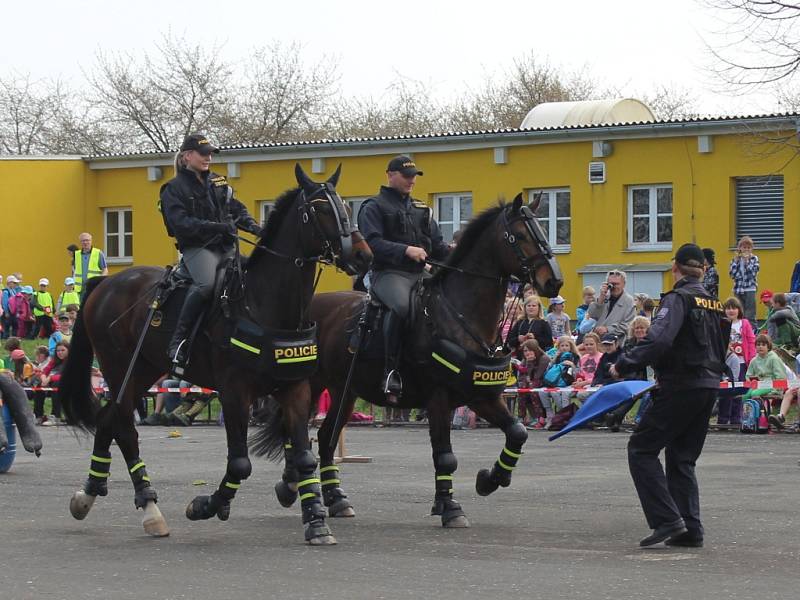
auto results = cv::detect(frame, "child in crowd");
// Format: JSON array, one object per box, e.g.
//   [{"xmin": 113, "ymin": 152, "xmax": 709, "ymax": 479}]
[
  {"xmin": 516, "ymin": 339, "xmax": 550, "ymax": 427},
  {"xmin": 634, "ymin": 293, "xmax": 650, "ymax": 317},
  {"xmin": 40, "ymin": 341, "xmax": 70, "ymax": 424},
  {"xmin": 574, "ymin": 286, "xmax": 595, "ymax": 333},
  {"xmin": 640, "ymin": 298, "xmax": 655, "ymax": 321},
  {"xmin": 592, "ymin": 333, "xmax": 623, "ymax": 387},
  {"xmin": 744, "ymin": 334, "xmax": 787, "ymax": 419},
  {"xmin": 12, "ymin": 286, "xmax": 35, "ymax": 339},
  {"xmin": 506, "ymin": 295, "xmax": 553, "ymax": 358},
  {"xmin": 30, "ymin": 346, "xmax": 51, "ymax": 424},
  {"xmin": 719, "ymin": 297, "xmax": 754, "ymax": 425},
  {"xmin": 10, "ymin": 348, "xmax": 34, "ymax": 386},
  {"xmin": 546, "ymin": 296, "xmax": 571, "ymax": 339},
  {"xmin": 745, "ymin": 334, "xmax": 786, "ymax": 385},
  {"xmin": 539, "ymin": 335, "xmax": 579, "ymax": 426},
  {"xmin": 765, "ymin": 292, "xmax": 800, "ymax": 351},
  {"xmin": 755, "ymin": 290, "xmax": 774, "ymax": 334},
  {"xmin": 573, "ymin": 332, "xmax": 603, "ymax": 390},
  {"xmin": 49, "ymin": 313, "xmax": 73, "ymax": 356}
]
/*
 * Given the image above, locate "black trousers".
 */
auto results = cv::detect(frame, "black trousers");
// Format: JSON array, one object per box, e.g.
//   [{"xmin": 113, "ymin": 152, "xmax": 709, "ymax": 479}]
[{"xmin": 627, "ymin": 387, "xmax": 716, "ymax": 534}]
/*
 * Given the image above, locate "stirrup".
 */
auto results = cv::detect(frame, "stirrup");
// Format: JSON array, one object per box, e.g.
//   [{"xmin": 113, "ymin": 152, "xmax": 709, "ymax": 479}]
[
  {"xmin": 383, "ymin": 370, "xmax": 402, "ymax": 403},
  {"xmin": 170, "ymin": 339, "xmax": 188, "ymax": 377}
]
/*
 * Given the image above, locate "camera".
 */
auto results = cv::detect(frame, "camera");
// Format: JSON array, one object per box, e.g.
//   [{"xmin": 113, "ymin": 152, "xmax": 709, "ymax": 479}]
[{"xmin": 606, "ymin": 282, "xmax": 616, "ymax": 290}]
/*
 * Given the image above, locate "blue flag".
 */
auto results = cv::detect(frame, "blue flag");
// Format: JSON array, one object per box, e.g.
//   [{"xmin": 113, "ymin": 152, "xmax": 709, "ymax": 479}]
[{"xmin": 548, "ymin": 381, "xmax": 655, "ymax": 441}]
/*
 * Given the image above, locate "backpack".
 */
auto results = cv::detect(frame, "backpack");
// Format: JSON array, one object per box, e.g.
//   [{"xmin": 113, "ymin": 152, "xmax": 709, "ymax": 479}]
[
  {"xmin": 547, "ymin": 402, "xmax": 578, "ymax": 431},
  {"xmin": 542, "ymin": 353, "xmax": 576, "ymax": 388},
  {"xmin": 740, "ymin": 397, "xmax": 769, "ymax": 434}
]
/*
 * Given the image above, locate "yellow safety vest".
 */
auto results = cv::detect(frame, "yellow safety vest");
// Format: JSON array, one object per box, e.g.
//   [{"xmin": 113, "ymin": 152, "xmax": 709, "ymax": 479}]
[
  {"xmin": 33, "ymin": 291, "xmax": 54, "ymax": 317},
  {"xmin": 58, "ymin": 290, "xmax": 81, "ymax": 311},
  {"xmin": 74, "ymin": 248, "xmax": 103, "ymax": 293}
]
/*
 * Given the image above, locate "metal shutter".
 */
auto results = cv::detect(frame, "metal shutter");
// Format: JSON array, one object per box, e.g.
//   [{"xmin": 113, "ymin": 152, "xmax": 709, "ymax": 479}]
[{"xmin": 735, "ymin": 176, "xmax": 784, "ymax": 248}]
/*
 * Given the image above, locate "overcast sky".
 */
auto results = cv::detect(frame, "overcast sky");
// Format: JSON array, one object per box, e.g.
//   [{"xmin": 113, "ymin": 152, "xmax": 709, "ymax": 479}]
[{"xmin": 5, "ymin": 0, "xmax": 781, "ymax": 118}]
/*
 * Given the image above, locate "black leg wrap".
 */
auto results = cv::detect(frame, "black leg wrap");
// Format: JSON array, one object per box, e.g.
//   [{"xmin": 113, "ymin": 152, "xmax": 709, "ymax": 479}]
[
  {"xmin": 227, "ymin": 456, "xmax": 252, "ymax": 481},
  {"xmin": 320, "ymin": 464, "xmax": 352, "ymax": 517},
  {"xmin": 295, "ymin": 449, "xmax": 331, "ymax": 540},
  {"xmin": 275, "ymin": 480, "xmax": 298, "ymax": 508},
  {"xmin": 85, "ymin": 451, "xmax": 111, "ymax": 497},
  {"xmin": 431, "ymin": 450, "xmax": 458, "ymax": 515},
  {"xmin": 282, "ymin": 442, "xmax": 299, "ymax": 484},
  {"xmin": 127, "ymin": 457, "xmax": 157, "ymax": 509}
]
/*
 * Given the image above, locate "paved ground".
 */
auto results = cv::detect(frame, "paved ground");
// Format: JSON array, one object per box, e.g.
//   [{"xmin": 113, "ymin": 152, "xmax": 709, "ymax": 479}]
[{"xmin": 1, "ymin": 424, "xmax": 797, "ymax": 600}]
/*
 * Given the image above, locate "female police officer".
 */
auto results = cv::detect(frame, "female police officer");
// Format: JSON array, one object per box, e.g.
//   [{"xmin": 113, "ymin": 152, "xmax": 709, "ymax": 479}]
[
  {"xmin": 610, "ymin": 243, "xmax": 729, "ymax": 548},
  {"xmin": 159, "ymin": 133, "xmax": 261, "ymax": 372}
]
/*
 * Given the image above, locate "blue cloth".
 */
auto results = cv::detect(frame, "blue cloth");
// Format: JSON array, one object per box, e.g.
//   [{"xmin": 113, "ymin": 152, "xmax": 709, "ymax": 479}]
[{"xmin": 548, "ymin": 381, "xmax": 655, "ymax": 441}]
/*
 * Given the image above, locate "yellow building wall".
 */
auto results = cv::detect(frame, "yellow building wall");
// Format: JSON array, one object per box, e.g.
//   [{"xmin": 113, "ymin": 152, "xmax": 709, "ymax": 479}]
[
  {"xmin": 0, "ymin": 159, "xmax": 86, "ymax": 294},
  {"xmin": 2, "ymin": 132, "xmax": 795, "ymax": 321}
]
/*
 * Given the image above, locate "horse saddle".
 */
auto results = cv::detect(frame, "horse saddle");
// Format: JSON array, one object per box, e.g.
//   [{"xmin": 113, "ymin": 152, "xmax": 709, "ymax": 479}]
[
  {"xmin": 346, "ymin": 279, "xmax": 425, "ymax": 361},
  {"xmin": 147, "ymin": 256, "xmax": 240, "ymax": 335}
]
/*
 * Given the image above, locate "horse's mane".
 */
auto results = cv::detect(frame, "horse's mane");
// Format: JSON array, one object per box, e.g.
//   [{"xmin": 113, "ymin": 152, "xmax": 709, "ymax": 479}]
[
  {"xmin": 246, "ymin": 186, "xmax": 299, "ymax": 266},
  {"xmin": 430, "ymin": 202, "xmax": 506, "ymax": 283}
]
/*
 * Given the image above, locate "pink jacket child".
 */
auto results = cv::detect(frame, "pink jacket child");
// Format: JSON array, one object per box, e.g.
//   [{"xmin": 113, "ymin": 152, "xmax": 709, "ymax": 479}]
[{"xmin": 10, "ymin": 287, "xmax": 34, "ymax": 338}]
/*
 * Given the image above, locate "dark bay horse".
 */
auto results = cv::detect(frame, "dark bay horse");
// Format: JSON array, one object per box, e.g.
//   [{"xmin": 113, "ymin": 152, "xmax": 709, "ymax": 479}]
[
  {"xmin": 58, "ymin": 164, "xmax": 371, "ymax": 545},
  {"xmin": 253, "ymin": 193, "xmax": 563, "ymax": 529}
]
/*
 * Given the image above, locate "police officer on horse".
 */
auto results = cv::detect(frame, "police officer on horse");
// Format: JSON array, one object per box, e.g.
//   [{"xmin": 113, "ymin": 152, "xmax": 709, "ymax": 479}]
[
  {"xmin": 159, "ymin": 133, "xmax": 262, "ymax": 371},
  {"xmin": 357, "ymin": 155, "xmax": 449, "ymax": 402},
  {"xmin": 610, "ymin": 243, "xmax": 729, "ymax": 548}
]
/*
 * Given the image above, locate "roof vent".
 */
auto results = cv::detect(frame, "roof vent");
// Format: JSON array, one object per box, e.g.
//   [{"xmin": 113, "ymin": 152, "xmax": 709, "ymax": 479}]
[{"xmin": 589, "ymin": 162, "xmax": 606, "ymax": 184}]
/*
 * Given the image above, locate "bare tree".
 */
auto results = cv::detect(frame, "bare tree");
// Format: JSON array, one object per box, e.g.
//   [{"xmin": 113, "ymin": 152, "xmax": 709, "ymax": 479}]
[
  {"xmin": 705, "ymin": 1, "xmax": 800, "ymax": 88},
  {"xmin": 445, "ymin": 55, "xmax": 601, "ymax": 130},
  {"xmin": 218, "ymin": 42, "xmax": 339, "ymax": 145},
  {"xmin": 637, "ymin": 84, "xmax": 699, "ymax": 120},
  {"xmin": 86, "ymin": 31, "xmax": 232, "ymax": 153},
  {"xmin": 0, "ymin": 74, "xmax": 63, "ymax": 154}
]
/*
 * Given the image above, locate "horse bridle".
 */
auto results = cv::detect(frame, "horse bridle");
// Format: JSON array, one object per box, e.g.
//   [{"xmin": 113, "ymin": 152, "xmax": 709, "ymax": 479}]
[
  {"xmin": 501, "ymin": 203, "xmax": 561, "ymax": 283},
  {"xmin": 300, "ymin": 182, "xmax": 359, "ymax": 275}
]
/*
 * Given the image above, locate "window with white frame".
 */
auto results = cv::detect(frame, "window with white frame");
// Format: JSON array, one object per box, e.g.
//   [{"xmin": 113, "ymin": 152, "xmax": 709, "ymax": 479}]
[
  {"xmin": 627, "ymin": 184, "xmax": 672, "ymax": 250},
  {"xmin": 104, "ymin": 208, "xmax": 132, "ymax": 263},
  {"xmin": 258, "ymin": 200, "xmax": 275, "ymax": 228},
  {"xmin": 528, "ymin": 188, "xmax": 571, "ymax": 251},
  {"xmin": 434, "ymin": 193, "xmax": 472, "ymax": 242},
  {"xmin": 347, "ymin": 197, "xmax": 368, "ymax": 227}
]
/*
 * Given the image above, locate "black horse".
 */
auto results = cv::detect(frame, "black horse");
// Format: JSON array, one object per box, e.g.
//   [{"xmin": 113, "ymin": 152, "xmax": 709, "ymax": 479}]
[
  {"xmin": 253, "ymin": 193, "xmax": 563, "ymax": 529},
  {"xmin": 58, "ymin": 164, "xmax": 372, "ymax": 545}
]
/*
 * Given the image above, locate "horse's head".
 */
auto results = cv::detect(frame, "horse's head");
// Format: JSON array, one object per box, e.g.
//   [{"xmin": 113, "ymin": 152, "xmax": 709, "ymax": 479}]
[
  {"xmin": 293, "ymin": 163, "xmax": 372, "ymax": 276},
  {"xmin": 499, "ymin": 193, "xmax": 563, "ymax": 297}
]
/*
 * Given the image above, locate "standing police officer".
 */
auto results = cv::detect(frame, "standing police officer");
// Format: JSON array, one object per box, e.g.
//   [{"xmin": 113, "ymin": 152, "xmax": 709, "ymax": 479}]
[
  {"xmin": 357, "ymin": 155, "xmax": 449, "ymax": 402},
  {"xmin": 159, "ymin": 133, "xmax": 261, "ymax": 372},
  {"xmin": 610, "ymin": 243, "xmax": 729, "ymax": 548}
]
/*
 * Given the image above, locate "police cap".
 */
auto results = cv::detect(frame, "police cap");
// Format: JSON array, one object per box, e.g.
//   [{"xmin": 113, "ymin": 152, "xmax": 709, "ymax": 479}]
[
  {"xmin": 387, "ymin": 155, "xmax": 423, "ymax": 176},
  {"xmin": 673, "ymin": 243, "xmax": 705, "ymax": 268},
  {"xmin": 180, "ymin": 133, "xmax": 220, "ymax": 156}
]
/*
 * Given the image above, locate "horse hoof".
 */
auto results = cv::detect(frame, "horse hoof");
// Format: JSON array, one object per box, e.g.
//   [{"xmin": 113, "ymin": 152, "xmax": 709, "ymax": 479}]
[
  {"xmin": 308, "ymin": 535, "xmax": 337, "ymax": 546},
  {"xmin": 142, "ymin": 501, "xmax": 170, "ymax": 537},
  {"xmin": 143, "ymin": 516, "xmax": 170, "ymax": 537},
  {"xmin": 275, "ymin": 480, "xmax": 298, "ymax": 508},
  {"xmin": 328, "ymin": 499, "xmax": 355, "ymax": 518},
  {"xmin": 216, "ymin": 503, "xmax": 230, "ymax": 521},
  {"xmin": 70, "ymin": 490, "xmax": 96, "ymax": 520},
  {"xmin": 185, "ymin": 496, "xmax": 214, "ymax": 521},
  {"xmin": 443, "ymin": 515, "xmax": 470, "ymax": 528},
  {"xmin": 475, "ymin": 469, "xmax": 499, "ymax": 497}
]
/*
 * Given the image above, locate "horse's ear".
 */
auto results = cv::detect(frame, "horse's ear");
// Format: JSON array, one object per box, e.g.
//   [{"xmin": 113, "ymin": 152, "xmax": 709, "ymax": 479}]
[
  {"xmin": 527, "ymin": 191, "xmax": 541, "ymax": 213},
  {"xmin": 295, "ymin": 163, "xmax": 315, "ymax": 190},
  {"xmin": 327, "ymin": 163, "xmax": 342, "ymax": 188},
  {"xmin": 512, "ymin": 192, "xmax": 524, "ymax": 212}
]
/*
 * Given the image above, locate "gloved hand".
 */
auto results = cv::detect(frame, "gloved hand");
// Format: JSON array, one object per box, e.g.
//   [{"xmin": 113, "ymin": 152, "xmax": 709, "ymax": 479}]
[{"xmin": 207, "ymin": 222, "xmax": 237, "ymax": 240}]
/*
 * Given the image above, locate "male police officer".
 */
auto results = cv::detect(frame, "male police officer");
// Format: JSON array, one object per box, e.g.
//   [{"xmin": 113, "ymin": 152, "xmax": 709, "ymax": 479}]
[
  {"xmin": 358, "ymin": 155, "xmax": 449, "ymax": 402},
  {"xmin": 610, "ymin": 243, "xmax": 728, "ymax": 548},
  {"xmin": 160, "ymin": 133, "xmax": 261, "ymax": 373}
]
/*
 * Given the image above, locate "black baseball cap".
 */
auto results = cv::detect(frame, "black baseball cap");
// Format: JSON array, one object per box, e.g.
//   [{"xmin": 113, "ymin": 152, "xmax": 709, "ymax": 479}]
[
  {"xmin": 673, "ymin": 243, "xmax": 705, "ymax": 268},
  {"xmin": 387, "ymin": 155, "xmax": 423, "ymax": 176},
  {"xmin": 180, "ymin": 133, "xmax": 219, "ymax": 155},
  {"xmin": 600, "ymin": 333, "xmax": 619, "ymax": 344}
]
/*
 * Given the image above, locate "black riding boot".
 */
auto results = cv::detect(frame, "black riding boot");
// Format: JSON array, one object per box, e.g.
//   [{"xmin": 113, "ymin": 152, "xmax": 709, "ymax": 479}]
[
  {"xmin": 382, "ymin": 310, "xmax": 403, "ymax": 404},
  {"xmin": 167, "ymin": 289, "xmax": 206, "ymax": 376}
]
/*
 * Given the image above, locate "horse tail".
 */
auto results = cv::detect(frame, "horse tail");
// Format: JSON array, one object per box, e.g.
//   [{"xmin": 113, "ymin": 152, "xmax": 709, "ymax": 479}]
[
  {"xmin": 248, "ymin": 396, "xmax": 286, "ymax": 461},
  {"xmin": 59, "ymin": 277, "xmax": 106, "ymax": 432}
]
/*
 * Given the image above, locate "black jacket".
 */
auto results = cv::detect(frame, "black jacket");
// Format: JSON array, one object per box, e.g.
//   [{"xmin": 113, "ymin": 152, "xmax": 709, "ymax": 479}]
[
  {"xmin": 615, "ymin": 277, "xmax": 728, "ymax": 390},
  {"xmin": 160, "ymin": 168, "xmax": 260, "ymax": 250},
  {"xmin": 358, "ymin": 185, "xmax": 448, "ymax": 273},
  {"xmin": 506, "ymin": 318, "xmax": 554, "ymax": 356}
]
